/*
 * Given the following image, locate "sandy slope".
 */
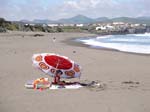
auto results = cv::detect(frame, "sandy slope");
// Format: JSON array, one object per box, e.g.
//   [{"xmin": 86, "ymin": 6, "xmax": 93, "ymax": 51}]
[{"xmin": 0, "ymin": 31, "xmax": 150, "ymax": 112}]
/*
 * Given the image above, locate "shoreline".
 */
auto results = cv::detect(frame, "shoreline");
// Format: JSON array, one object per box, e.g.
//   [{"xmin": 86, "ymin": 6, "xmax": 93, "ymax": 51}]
[
  {"xmin": 1, "ymin": 31, "xmax": 150, "ymax": 56},
  {"xmin": 62, "ymin": 33, "xmax": 150, "ymax": 56}
]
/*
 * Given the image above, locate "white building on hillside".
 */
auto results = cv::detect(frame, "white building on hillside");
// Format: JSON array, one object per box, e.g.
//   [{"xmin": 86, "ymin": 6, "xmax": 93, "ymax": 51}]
[
  {"xmin": 48, "ymin": 24, "xmax": 59, "ymax": 27},
  {"xmin": 113, "ymin": 22, "xmax": 125, "ymax": 25},
  {"xmin": 96, "ymin": 25, "xmax": 115, "ymax": 30},
  {"xmin": 96, "ymin": 26, "xmax": 107, "ymax": 30},
  {"xmin": 76, "ymin": 24, "xmax": 84, "ymax": 27}
]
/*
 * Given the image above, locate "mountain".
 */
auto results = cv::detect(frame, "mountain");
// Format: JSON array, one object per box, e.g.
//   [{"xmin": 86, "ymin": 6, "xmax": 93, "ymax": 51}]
[
  {"xmin": 136, "ymin": 16, "xmax": 150, "ymax": 20},
  {"xmin": 18, "ymin": 15, "xmax": 150, "ymax": 25},
  {"xmin": 20, "ymin": 19, "xmax": 33, "ymax": 24},
  {"xmin": 20, "ymin": 19, "xmax": 31, "ymax": 23},
  {"xmin": 111, "ymin": 17, "xmax": 150, "ymax": 25},
  {"xmin": 111, "ymin": 17, "xmax": 137, "ymax": 23},
  {"xmin": 94, "ymin": 17, "xmax": 109, "ymax": 22},
  {"xmin": 20, "ymin": 19, "xmax": 56, "ymax": 24},
  {"xmin": 33, "ymin": 19, "xmax": 55, "ymax": 24},
  {"xmin": 58, "ymin": 14, "xmax": 94, "ymax": 23}
]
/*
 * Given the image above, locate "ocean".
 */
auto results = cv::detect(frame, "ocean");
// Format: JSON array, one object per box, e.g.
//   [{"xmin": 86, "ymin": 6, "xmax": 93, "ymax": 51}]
[{"xmin": 76, "ymin": 33, "xmax": 150, "ymax": 54}]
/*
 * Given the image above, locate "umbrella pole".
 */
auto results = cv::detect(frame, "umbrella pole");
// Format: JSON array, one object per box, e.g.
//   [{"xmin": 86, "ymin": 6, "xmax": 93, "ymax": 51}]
[
  {"xmin": 53, "ymin": 59, "xmax": 61, "ymax": 83},
  {"xmin": 55, "ymin": 59, "xmax": 60, "ymax": 75}
]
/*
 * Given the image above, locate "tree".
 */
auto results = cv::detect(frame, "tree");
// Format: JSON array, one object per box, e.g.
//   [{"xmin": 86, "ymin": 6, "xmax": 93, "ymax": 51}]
[{"xmin": 56, "ymin": 27, "xmax": 63, "ymax": 32}]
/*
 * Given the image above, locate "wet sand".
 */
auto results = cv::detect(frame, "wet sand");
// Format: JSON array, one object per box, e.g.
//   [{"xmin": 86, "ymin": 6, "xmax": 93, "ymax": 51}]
[{"xmin": 0, "ymin": 31, "xmax": 150, "ymax": 112}]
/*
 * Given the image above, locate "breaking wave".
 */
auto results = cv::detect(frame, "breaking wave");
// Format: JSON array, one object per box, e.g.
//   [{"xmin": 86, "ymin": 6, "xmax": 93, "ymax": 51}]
[{"xmin": 77, "ymin": 33, "xmax": 150, "ymax": 54}]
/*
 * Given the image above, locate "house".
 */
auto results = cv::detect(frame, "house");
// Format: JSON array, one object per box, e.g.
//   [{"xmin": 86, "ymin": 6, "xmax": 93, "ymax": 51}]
[
  {"xmin": 106, "ymin": 25, "xmax": 115, "ymax": 30},
  {"xmin": 47, "ymin": 24, "xmax": 59, "ymax": 27},
  {"xmin": 96, "ymin": 24, "xmax": 115, "ymax": 31},
  {"xmin": 130, "ymin": 24, "xmax": 140, "ymax": 27},
  {"xmin": 76, "ymin": 24, "xmax": 84, "ymax": 27},
  {"xmin": 96, "ymin": 26, "xmax": 107, "ymax": 30},
  {"xmin": 113, "ymin": 22, "xmax": 125, "ymax": 25},
  {"xmin": 29, "ymin": 24, "xmax": 35, "ymax": 26},
  {"xmin": 62, "ymin": 24, "xmax": 75, "ymax": 27}
]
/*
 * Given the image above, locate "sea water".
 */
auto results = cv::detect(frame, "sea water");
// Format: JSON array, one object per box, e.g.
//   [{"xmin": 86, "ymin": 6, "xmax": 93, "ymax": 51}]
[{"xmin": 76, "ymin": 33, "xmax": 150, "ymax": 54}]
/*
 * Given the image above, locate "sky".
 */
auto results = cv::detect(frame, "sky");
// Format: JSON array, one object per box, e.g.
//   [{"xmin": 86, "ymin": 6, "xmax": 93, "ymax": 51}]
[{"xmin": 0, "ymin": 0, "xmax": 150, "ymax": 21}]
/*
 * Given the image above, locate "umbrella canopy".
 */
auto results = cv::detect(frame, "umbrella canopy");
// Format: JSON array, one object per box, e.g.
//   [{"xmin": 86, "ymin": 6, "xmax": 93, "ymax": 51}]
[{"xmin": 32, "ymin": 53, "xmax": 81, "ymax": 78}]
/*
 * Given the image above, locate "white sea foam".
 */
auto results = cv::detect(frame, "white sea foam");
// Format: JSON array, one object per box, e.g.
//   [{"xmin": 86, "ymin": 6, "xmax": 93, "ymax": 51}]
[
  {"xmin": 135, "ymin": 33, "xmax": 150, "ymax": 37},
  {"xmin": 96, "ymin": 35, "xmax": 112, "ymax": 39},
  {"xmin": 79, "ymin": 33, "xmax": 150, "ymax": 54}
]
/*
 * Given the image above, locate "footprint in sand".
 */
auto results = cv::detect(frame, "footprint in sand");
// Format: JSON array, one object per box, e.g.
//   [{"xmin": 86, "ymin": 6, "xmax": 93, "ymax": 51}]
[
  {"xmin": 121, "ymin": 81, "xmax": 140, "ymax": 89},
  {"xmin": 107, "ymin": 80, "xmax": 140, "ymax": 90},
  {"xmin": 80, "ymin": 80, "xmax": 107, "ymax": 91},
  {"xmin": 80, "ymin": 80, "xmax": 142, "ymax": 91}
]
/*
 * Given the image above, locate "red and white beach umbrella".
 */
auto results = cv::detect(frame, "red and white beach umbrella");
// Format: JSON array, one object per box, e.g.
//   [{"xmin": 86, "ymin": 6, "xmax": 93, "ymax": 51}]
[{"xmin": 32, "ymin": 53, "xmax": 81, "ymax": 79}]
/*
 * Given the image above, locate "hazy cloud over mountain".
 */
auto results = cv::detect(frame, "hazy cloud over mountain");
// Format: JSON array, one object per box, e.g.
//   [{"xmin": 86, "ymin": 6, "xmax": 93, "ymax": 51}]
[{"xmin": 0, "ymin": 0, "xmax": 150, "ymax": 21}]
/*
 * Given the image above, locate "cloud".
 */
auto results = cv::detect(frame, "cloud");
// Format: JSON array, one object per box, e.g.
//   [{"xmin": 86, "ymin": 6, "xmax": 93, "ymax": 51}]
[
  {"xmin": 59, "ymin": 0, "xmax": 150, "ymax": 18},
  {"xmin": 62, "ymin": 0, "xmax": 102, "ymax": 11},
  {"xmin": 0, "ymin": 0, "xmax": 150, "ymax": 20},
  {"xmin": 57, "ymin": 0, "xmax": 126, "ymax": 18},
  {"xmin": 0, "ymin": 0, "xmax": 57, "ymax": 20}
]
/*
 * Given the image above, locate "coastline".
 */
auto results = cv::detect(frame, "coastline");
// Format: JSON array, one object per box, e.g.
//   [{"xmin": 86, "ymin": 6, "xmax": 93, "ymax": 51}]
[
  {"xmin": 1, "ymin": 31, "xmax": 150, "ymax": 112},
  {"xmin": 62, "ymin": 33, "xmax": 150, "ymax": 56}
]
